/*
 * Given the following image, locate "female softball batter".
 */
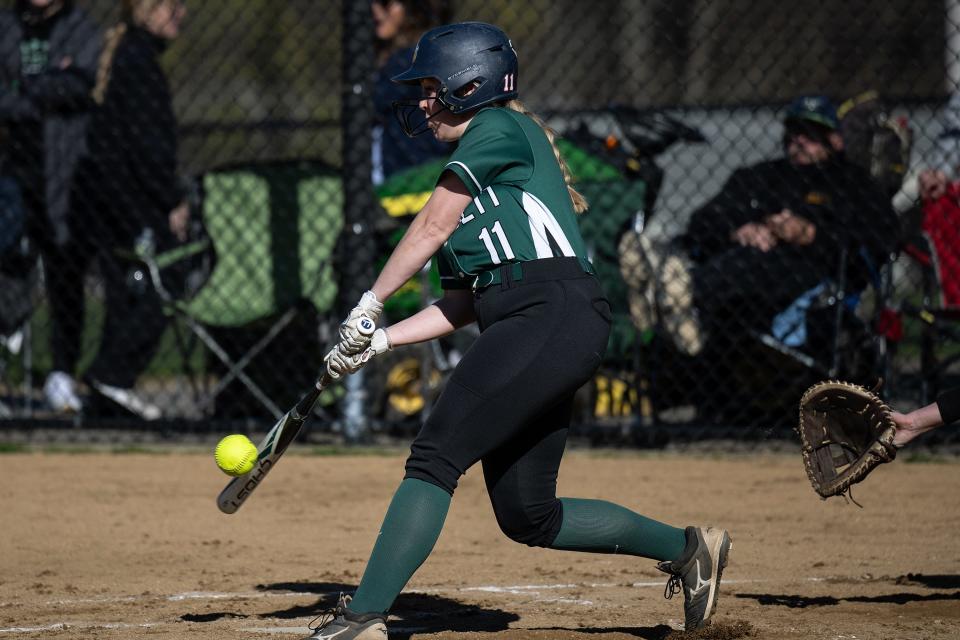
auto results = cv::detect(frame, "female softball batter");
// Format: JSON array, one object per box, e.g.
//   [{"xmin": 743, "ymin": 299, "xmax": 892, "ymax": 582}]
[{"xmin": 315, "ymin": 22, "xmax": 731, "ymax": 639}]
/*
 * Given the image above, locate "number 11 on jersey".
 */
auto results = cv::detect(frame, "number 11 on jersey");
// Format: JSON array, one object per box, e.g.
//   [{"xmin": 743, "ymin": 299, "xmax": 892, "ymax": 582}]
[{"xmin": 479, "ymin": 221, "xmax": 515, "ymax": 264}]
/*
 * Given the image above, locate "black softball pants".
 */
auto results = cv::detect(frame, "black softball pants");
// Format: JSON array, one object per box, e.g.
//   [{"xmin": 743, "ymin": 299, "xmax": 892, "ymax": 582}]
[{"xmin": 404, "ymin": 257, "xmax": 612, "ymax": 547}]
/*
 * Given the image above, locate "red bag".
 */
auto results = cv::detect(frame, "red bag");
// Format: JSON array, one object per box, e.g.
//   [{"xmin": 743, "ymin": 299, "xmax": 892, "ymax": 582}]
[{"xmin": 922, "ymin": 183, "xmax": 960, "ymax": 307}]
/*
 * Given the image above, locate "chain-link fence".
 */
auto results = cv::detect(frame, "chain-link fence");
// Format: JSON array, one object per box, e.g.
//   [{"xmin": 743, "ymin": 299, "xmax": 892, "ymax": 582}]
[{"xmin": 1, "ymin": 0, "xmax": 959, "ymax": 440}]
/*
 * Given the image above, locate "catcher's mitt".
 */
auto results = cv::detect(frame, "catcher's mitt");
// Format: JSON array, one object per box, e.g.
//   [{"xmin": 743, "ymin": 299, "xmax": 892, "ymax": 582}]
[{"xmin": 797, "ymin": 380, "xmax": 898, "ymax": 501}]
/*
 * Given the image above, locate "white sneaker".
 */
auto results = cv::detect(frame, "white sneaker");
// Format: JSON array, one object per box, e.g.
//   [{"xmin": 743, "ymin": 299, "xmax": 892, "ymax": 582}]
[
  {"xmin": 44, "ymin": 371, "xmax": 83, "ymax": 413},
  {"xmin": 89, "ymin": 380, "xmax": 162, "ymax": 420},
  {"xmin": 618, "ymin": 232, "xmax": 658, "ymax": 332},
  {"xmin": 657, "ymin": 252, "xmax": 705, "ymax": 357},
  {"xmin": 619, "ymin": 232, "xmax": 705, "ymax": 355},
  {"xmin": 1, "ymin": 329, "xmax": 23, "ymax": 354}
]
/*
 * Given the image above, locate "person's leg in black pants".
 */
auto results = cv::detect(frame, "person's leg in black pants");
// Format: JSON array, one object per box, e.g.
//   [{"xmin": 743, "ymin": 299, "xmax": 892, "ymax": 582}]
[
  {"xmin": 484, "ymin": 396, "xmax": 688, "ymax": 558},
  {"xmin": 21, "ymin": 181, "xmax": 92, "ymax": 412},
  {"xmin": 86, "ymin": 249, "xmax": 167, "ymax": 388},
  {"xmin": 42, "ymin": 238, "xmax": 93, "ymax": 377},
  {"xmin": 692, "ymin": 247, "xmax": 826, "ymax": 422},
  {"xmin": 84, "ymin": 247, "xmax": 168, "ymax": 418},
  {"xmin": 694, "ymin": 246, "xmax": 824, "ymax": 336}
]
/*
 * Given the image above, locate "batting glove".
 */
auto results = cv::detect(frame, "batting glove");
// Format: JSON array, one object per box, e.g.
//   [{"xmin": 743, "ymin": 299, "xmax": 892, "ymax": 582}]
[
  {"xmin": 325, "ymin": 328, "xmax": 392, "ymax": 380},
  {"xmin": 338, "ymin": 290, "xmax": 384, "ymax": 355}
]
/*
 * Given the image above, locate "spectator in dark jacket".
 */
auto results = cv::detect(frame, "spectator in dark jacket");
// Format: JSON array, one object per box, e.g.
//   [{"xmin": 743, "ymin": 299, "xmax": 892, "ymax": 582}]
[
  {"xmin": 371, "ymin": 0, "xmax": 452, "ymax": 184},
  {"xmin": 70, "ymin": 0, "xmax": 187, "ymax": 420},
  {"xmin": 0, "ymin": 0, "xmax": 101, "ymax": 413},
  {"xmin": 620, "ymin": 95, "xmax": 900, "ymax": 356}
]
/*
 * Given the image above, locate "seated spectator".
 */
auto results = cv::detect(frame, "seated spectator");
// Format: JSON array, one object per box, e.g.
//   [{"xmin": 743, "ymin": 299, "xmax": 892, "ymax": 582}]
[
  {"xmin": 620, "ymin": 95, "xmax": 900, "ymax": 357},
  {"xmin": 913, "ymin": 171, "xmax": 960, "ymax": 309},
  {"xmin": 887, "ymin": 91, "xmax": 960, "ymax": 310},
  {"xmin": 892, "ymin": 92, "xmax": 960, "ymax": 215}
]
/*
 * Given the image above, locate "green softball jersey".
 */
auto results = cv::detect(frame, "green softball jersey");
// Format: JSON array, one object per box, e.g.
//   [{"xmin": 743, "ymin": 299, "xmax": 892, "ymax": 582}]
[{"xmin": 436, "ymin": 107, "xmax": 592, "ymax": 289}]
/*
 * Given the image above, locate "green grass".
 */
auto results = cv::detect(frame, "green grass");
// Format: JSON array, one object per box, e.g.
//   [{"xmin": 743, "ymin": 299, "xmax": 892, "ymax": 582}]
[
  {"xmin": 0, "ymin": 443, "xmax": 196, "ymax": 455},
  {"xmin": 109, "ymin": 446, "xmax": 174, "ymax": 455},
  {"xmin": 0, "ymin": 442, "xmax": 411, "ymax": 455},
  {"xmin": 900, "ymin": 452, "xmax": 956, "ymax": 464},
  {"xmin": 299, "ymin": 445, "xmax": 407, "ymax": 457},
  {"xmin": 30, "ymin": 445, "xmax": 101, "ymax": 454}
]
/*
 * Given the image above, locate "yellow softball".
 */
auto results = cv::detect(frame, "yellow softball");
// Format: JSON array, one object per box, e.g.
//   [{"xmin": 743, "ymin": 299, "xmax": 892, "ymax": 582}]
[{"xmin": 214, "ymin": 434, "xmax": 258, "ymax": 477}]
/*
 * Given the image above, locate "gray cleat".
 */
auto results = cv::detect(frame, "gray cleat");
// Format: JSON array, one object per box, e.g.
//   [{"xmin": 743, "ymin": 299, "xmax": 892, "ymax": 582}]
[
  {"xmin": 657, "ymin": 526, "xmax": 732, "ymax": 631},
  {"xmin": 304, "ymin": 594, "xmax": 387, "ymax": 640}
]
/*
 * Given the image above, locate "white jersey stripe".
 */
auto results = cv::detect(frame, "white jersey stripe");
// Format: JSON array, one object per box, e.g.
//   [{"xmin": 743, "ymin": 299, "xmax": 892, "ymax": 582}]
[
  {"xmin": 473, "ymin": 196, "xmax": 486, "ymax": 214},
  {"xmin": 486, "ymin": 186, "xmax": 500, "ymax": 206},
  {"xmin": 446, "ymin": 161, "xmax": 482, "ymax": 191},
  {"xmin": 521, "ymin": 191, "xmax": 576, "ymax": 259}
]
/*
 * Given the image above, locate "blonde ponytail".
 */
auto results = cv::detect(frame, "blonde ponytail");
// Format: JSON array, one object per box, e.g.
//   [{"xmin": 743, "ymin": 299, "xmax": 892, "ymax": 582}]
[
  {"xmin": 505, "ymin": 99, "xmax": 588, "ymax": 214},
  {"xmin": 92, "ymin": 0, "xmax": 167, "ymax": 104},
  {"xmin": 92, "ymin": 23, "xmax": 127, "ymax": 104}
]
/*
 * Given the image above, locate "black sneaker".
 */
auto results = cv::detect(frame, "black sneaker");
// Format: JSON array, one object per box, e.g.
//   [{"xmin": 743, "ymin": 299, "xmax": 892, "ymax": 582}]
[
  {"xmin": 305, "ymin": 594, "xmax": 387, "ymax": 640},
  {"xmin": 657, "ymin": 526, "xmax": 732, "ymax": 631}
]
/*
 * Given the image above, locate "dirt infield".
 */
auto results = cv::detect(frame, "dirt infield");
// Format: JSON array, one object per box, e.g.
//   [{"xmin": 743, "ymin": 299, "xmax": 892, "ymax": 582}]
[{"xmin": 1, "ymin": 448, "xmax": 959, "ymax": 639}]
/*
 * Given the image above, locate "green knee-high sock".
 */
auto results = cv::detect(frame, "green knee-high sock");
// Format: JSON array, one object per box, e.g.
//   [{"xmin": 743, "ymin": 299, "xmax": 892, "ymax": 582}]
[
  {"xmin": 550, "ymin": 497, "xmax": 686, "ymax": 561},
  {"xmin": 348, "ymin": 478, "xmax": 451, "ymax": 614}
]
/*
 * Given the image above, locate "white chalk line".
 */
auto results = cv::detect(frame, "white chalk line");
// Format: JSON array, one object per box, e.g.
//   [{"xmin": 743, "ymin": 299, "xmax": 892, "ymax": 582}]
[
  {"xmin": 39, "ymin": 590, "xmax": 310, "ymax": 607},
  {"xmin": 36, "ymin": 578, "xmax": 765, "ymax": 606},
  {"xmin": 0, "ymin": 621, "xmax": 158, "ymax": 634},
  {"xmin": 0, "ymin": 577, "xmax": 780, "ymax": 635},
  {"xmin": 240, "ymin": 627, "xmax": 433, "ymax": 636},
  {"xmin": 241, "ymin": 627, "xmax": 311, "ymax": 636}
]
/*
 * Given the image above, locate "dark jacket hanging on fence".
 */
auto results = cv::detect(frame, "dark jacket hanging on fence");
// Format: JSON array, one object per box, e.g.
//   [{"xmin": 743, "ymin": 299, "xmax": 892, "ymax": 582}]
[
  {"xmin": 73, "ymin": 25, "xmax": 182, "ymax": 245},
  {"xmin": 0, "ymin": 2, "xmax": 100, "ymax": 247}
]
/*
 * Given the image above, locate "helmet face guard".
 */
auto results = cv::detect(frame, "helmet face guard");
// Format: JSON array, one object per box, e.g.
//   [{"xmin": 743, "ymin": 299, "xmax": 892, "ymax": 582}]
[
  {"xmin": 391, "ymin": 22, "xmax": 519, "ymax": 138},
  {"xmin": 392, "ymin": 97, "xmax": 450, "ymax": 138}
]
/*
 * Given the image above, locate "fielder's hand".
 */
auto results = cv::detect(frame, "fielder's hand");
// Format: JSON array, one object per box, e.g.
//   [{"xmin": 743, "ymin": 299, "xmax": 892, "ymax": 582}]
[
  {"xmin": 338, "ymin": 290, "xmax": 384, "ymax": 355},
  {"xmin": 325, "ymin": 328, "xmax": 392, "ymax": 380}
]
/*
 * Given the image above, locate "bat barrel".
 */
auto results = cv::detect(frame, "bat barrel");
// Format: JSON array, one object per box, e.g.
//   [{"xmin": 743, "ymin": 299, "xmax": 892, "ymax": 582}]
[{"xmin": 217, "ymin": 373, "xmax": 333, "ymax": 514}]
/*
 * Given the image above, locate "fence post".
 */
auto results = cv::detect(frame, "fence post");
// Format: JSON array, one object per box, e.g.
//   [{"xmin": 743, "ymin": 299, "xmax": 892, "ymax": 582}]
[{"xmin": 339, "ymin": 0, "xmax": 376, "ymax": 443}]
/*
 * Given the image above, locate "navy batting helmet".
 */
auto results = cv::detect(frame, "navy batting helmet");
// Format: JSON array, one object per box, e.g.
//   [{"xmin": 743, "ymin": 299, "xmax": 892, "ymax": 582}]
[{"xmin": 392, "ymin": 22, "xmax": 518, "ymax": 136}]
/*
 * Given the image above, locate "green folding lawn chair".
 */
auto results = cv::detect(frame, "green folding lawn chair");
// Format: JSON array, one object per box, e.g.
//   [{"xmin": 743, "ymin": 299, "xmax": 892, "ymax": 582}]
[{"xmin": 140, "ymin": 160, "xmax": 343, "ymax": 419}]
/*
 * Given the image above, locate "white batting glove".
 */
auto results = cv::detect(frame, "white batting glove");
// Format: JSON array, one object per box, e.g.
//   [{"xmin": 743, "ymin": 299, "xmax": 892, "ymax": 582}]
[
  {"xmin": 338, "ymin": 290, "xmax": 384, "ymax": 355},
  {"xmin": 325, "ymin": 328, "xmax": 392, "ymax": 380}
]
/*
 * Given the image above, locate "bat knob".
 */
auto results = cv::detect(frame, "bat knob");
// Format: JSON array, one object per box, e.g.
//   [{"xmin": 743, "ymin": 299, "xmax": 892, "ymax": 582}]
[{"xmin": 358, "ymin": 315, "xmax": 376, "ymax": 336}]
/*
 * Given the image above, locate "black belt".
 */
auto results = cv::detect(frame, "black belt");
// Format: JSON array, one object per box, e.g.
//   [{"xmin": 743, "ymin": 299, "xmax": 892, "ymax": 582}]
[{"xmin": 473, "ymin": 257, "xmax": 594, "ymax": 291}]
